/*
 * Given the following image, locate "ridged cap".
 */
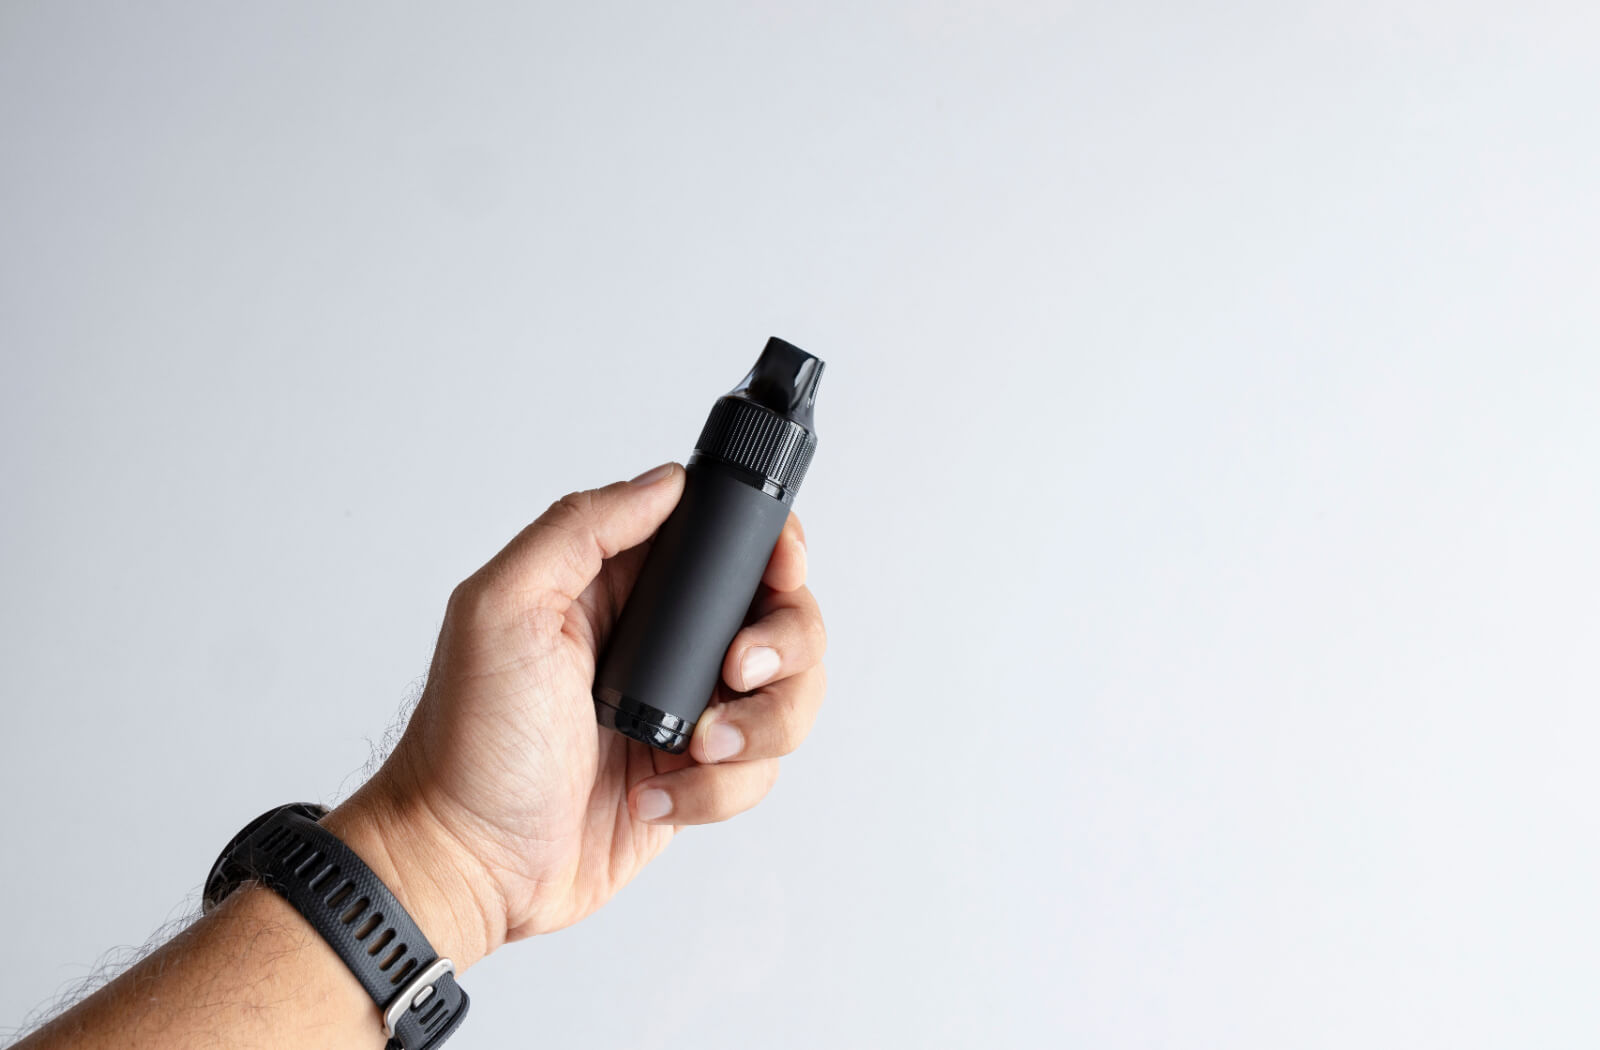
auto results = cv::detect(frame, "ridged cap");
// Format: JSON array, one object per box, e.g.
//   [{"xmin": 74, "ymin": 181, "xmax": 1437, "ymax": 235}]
[{"xmin": 692, "ymin": 337, "xmax": 823, "ymax": 502}]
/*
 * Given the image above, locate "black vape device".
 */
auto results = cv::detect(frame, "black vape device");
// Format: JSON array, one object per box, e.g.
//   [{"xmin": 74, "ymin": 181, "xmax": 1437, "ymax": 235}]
[{"xmin": 594, "ymin": 337, "xmax": 824, "ymax": 753}]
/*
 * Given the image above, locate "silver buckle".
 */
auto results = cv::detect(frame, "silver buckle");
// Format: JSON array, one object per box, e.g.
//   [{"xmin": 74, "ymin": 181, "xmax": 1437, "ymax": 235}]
[{"xmin": 383, "ymin": 956, "xmax": 455, "ymax": 1039}]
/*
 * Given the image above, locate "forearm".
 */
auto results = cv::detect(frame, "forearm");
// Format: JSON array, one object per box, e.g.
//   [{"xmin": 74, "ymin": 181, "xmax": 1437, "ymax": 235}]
[
  {"xmin": 16, "ymin": 787, "xmax": 499, "ymax": 1050},
  {"xmin": 18, "ymin": 883, "xmax": 380, "ymax": 1050}
]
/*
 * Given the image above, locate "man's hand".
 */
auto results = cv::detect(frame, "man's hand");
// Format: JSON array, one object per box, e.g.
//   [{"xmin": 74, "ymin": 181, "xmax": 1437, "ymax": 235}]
[
  {"xmin": 331, "ymin": 462, "xmax": 827, "ymax": 966},
  {"xmin": 16, "ymin": 464, "xmax": 824, "ymax": 1049}
]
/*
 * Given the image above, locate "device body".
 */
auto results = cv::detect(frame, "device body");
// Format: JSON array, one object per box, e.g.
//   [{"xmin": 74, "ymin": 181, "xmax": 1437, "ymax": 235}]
[{"xmin": 594, "ymin": 337, "xmax": 824, "ymax": 753}]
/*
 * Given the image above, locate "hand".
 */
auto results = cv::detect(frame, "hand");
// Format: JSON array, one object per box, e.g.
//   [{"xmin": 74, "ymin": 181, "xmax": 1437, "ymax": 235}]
[{"xmin": 327, "ymin": 463, "xmax": 826, "ymax": 968}]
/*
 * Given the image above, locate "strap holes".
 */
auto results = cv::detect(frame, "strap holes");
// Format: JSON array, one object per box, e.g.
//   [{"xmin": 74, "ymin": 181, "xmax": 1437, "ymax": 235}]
[
  {"xmin": 339, "ymin": 897, "xmax": 370, "ymax": 925},
  {"xmin": 326, "ymin": 881, "xmax": 356, "ymax": 908},
  {"xmin": 309, "ymin": 865, "xmax": 340, "ymax": 891},
  {"xmin": 293, "ymin": 850, "xmax": 323, "ymax": 876},
  {"xmin": 367, "ymin": 928, "xmax": 395, "ymax": 955},
  {"xmin": 353, "ymin": 914, "xmax": 383, "ymax": 940},
  {"xmin": 389, "ymin": 958, "xmax": 418, "ymax": 985},
  {"xmin": 378, "ymin": 943, "xmax": 407, "ymax": 971}
]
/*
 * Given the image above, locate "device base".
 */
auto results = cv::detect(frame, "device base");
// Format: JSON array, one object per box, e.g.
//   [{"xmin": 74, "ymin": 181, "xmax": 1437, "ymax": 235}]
[{"xmin": 593, "ymin": 688, "xmax": 694, "ymax": 754}]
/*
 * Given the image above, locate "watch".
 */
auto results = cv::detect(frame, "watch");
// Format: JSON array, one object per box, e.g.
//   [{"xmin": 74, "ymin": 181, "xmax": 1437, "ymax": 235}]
[{"xmin": 204, "ymin": 802, "xmax": 470, "ymax": 1050}]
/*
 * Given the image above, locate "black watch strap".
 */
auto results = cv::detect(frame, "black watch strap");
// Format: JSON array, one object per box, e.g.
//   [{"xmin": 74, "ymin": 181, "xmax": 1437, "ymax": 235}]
[{"xmin": 204, "ymin": 803, "xmax": 470, "ymax": 1050}]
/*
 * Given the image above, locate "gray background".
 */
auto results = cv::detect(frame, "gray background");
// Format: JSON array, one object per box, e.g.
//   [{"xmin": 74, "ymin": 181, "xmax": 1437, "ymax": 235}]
[{"xmin": 3, "ymin": 2, "xmax": 1598, "ymax": 1047}]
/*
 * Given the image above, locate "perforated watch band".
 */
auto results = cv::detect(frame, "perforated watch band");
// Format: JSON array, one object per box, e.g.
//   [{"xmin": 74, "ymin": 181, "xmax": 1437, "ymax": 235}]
[{"xmin": 204, "ymin": 803, "xmax": 470, "ymax": 1050}]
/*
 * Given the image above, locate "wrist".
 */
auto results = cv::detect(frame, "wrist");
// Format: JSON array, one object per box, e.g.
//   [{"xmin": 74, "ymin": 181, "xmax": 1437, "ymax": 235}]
[{"xmin": 322, "ymin": 777, "xmax": 507, "ymax": 973}]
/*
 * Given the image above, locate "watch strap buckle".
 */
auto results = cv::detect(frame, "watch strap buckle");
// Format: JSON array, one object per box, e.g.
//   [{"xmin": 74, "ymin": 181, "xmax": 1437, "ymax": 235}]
[{"xmin": 384, "ymin": 956, "xmax": 456, "ymax": 1041}]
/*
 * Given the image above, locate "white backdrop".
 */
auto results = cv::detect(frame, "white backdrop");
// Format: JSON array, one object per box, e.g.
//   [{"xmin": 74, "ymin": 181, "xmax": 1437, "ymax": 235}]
[{"xmin": 4, "ymin": 3, "xmax": 1598, "ymax": 1047}]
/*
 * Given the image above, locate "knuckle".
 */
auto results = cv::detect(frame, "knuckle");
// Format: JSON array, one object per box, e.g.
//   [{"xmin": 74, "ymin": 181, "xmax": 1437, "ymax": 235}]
[
  {"xmin": 447, "ymin": 574, "xmax": 497, "ymax": 621},
  {"xmin": 445, "ymin": 572, "xmax": 523, "ymax": 637},
  {"xmin": 769, "ymin": 692, "xmax": 808, "ymax": 755},
  {"xmin": 806, "ymin": 611, "xmax": 828, "ymax": 656},
  {"xmin": 532, "ymin": 491, "xmax": 600, "ymax": 580},
  {"xmin": 698, "ymin": 775, "xmax": 739, "ymax": 818},
  {"xmin": 553, "ymin": 489, "xmax": 595, "ymax": 524},
  {"xmin": 692, "ymin": 763, "xmax": 779, "ymax": 821}
]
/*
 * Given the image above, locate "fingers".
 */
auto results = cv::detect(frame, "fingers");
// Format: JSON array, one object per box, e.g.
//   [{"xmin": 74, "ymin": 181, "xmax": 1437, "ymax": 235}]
[
  {"xmin": 691, "ymin": 665, "xmax": 826, "ymax": 765},
  {"xmin": 686, "ymin": 582, "xmax": 826, "ymax": 764},
  {"xmin": 720, "ymin": 584, "xmax": 826, "ymax": 692},
  {"xmin": 630, "ymin": 757, "xmax": 781, "ymax": 826},
  {"xmin": 618, "ymin": 512, "xmax": 821, "ymax": 823},
  {"xmin": 761, "ymin": 513, "xmax": 808, "ymax": 592},
  {"xmin": 479, "ymin": 463, "xmax": 685, "ymax": 609}
]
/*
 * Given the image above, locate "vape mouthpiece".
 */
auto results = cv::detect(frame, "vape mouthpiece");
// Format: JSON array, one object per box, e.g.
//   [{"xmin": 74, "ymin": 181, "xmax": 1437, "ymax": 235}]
[
  {"xmin": 693, "ymin": 337, "xmax": 824, "ymax": 505},
  {"xmin": 731, "ymin": 336, "xmax": 824, "ymax": 429}
]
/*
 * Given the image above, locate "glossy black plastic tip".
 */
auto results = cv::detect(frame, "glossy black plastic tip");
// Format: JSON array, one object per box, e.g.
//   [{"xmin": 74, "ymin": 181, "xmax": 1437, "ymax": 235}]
[
  {"xmin": 728, "ymin": 337, "xmax": 824, "ymax": 432},
  {"xmin": 594, "ymin": 688, "xmax": 693, "ymax": 754}
]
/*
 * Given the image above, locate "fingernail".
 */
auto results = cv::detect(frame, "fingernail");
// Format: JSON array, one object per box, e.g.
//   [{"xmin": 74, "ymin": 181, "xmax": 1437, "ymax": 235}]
[
  {"xmin": 703, "ymin": 722, "xmax": 744, "ymax": 763},
  {"xmin": 740, "ymin": 646, "xmax": 781, "ymax": 690},
  {"xmin": 636, "ymin": 788, "xmax": 673, "ymax": 822},
  {"xmin": 629, "ymin": 462, "xmax": 675, "ymax": 486}
]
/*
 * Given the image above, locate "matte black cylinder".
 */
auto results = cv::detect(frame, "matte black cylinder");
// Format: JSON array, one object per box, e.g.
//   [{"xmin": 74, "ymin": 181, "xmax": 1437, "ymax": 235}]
[{"xmin": 594, "ymin": 337, "xmax": 824, "ymax": 753}]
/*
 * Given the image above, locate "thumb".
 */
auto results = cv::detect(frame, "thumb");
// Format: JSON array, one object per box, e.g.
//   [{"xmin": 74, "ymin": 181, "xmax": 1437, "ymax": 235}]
[{"xmin": 484, "ymin": 462, "xmax": 685, "ymax": 609}]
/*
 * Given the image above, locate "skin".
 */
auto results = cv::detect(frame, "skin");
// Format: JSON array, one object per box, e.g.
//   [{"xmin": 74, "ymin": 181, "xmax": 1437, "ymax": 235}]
[{"xmin": 17, "ymin": 462, "xmax": 827, "ymax": 1049}]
